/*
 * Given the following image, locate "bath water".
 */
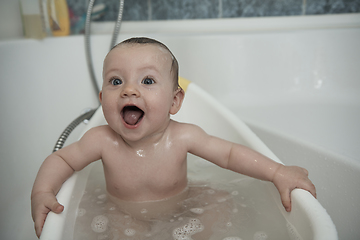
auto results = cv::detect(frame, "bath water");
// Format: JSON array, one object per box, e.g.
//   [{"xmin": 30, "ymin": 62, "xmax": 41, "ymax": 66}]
[{"xmin": 73, "ymin": 155, "xmax": 302, "ymax": 240}]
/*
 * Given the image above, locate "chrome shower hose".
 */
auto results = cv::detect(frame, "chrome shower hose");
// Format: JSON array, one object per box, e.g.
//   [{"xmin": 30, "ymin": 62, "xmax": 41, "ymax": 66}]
[{"xmin": 53, "ymin": 0, "xmax": 125, "ymax": 152}]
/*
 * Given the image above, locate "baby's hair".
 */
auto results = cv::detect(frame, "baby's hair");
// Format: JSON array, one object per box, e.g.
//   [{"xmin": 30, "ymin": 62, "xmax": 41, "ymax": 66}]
[{"xmin": 112, "ymin": 37, "xmax": 179, "ymax": 89}]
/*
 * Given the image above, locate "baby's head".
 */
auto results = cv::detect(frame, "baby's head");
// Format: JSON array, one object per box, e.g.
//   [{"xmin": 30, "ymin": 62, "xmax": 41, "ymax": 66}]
[
  {"xmin": 109, "ymin": 37, "xmax": 179, "ymax": 90},
  {"xmin": 100, "ymin": 37, "xmax": 184, "ymax": 139}
]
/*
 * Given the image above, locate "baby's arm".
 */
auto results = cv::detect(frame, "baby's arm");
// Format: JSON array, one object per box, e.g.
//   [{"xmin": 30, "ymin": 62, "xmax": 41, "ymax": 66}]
[
  {"xmin": 184, "ymin": 124, "xmax": 316, "ymax": 212},
  {"xmin": 31, "ymin": 152, "xmax": 74, "ymax": 238},
  {"xmin": 31, "ymin": 127, "xmax": 104, "ymax": 238}
]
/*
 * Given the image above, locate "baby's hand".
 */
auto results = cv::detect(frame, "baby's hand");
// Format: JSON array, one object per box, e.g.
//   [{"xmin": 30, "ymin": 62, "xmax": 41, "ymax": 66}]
[
  {"xmin": 31, "ymin": 191, "xmax": 64, "ymax": 238},
  {"xmin": 272, "ymin": 165, "xmax": 316, "ymax": 212}
]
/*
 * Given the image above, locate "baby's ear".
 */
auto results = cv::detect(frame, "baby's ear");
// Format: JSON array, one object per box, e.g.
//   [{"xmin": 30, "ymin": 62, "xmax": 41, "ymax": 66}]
[
  {"xmin": 170, "ymin": 88, "xmax": 185, "ymax": 115},
  {"xmin": 99, "ymin": 91, "xmax": 103, "ymax": 103}
]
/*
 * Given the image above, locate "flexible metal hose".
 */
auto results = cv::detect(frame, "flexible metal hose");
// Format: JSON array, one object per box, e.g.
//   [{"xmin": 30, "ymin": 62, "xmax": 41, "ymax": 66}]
[
  {"xmin": 110, "ymin": 0, "xmax": 125, "ymax": 49},
  {"xmin": 85, "ymin": 0, "xmax": 125, "ymax": 97},
  {"xmin": 53, "ymin": 109, "xmax": 96, "ymax": 152},
  {"xmin": 84, "ymin": 0, "xmax": 99, "ymax": 98},
  {"xmin": 53, "ymin": 0, "xmax": 125, "ymax": 152}
]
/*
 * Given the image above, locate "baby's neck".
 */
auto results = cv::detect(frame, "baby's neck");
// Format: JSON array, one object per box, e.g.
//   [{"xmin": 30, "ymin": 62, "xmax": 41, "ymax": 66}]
[{"xmin": 120, "ymin": 119, "xmax": 172, "ymax": 150}]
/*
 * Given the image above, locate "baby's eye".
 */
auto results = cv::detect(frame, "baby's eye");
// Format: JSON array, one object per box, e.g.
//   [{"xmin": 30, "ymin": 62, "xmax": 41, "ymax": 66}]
[
  {"xmin": 142, "ymin": 77, "xmax": 155, "ymax": 85},
  {"xmin": 111, "ymin": 78, "xmax": 122, "ymax": 85}
]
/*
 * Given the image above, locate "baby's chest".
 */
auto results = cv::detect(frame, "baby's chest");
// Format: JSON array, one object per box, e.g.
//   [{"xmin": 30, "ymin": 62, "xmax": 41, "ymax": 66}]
[{"xmin": 104, "ymin": 153, "xmax": 187, "ymax": 185}]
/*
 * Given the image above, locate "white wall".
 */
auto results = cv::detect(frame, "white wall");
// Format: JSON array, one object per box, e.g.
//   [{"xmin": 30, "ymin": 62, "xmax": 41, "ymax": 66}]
[
  {"xmin": 0, "ymin": 0, "xmax": 24, "ymax": 40},
  {"xmin": 0, "ymin": 36, "xmax": 99, "ymax": 240}
]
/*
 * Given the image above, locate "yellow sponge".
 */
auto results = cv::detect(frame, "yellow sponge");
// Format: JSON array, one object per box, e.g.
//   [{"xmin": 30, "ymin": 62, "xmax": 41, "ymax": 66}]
[{"xmin": 179, "ymin": 77, "xmax": 191, "ymax": 92}]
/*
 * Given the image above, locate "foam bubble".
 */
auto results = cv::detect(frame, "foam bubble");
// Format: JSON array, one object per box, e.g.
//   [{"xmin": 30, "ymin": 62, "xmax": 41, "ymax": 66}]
[
  {"xmin": 231, "ymin": 191, "xmax": 239, "ymax": 196},
  {"xmin": 207, "ymin": 189, "xmax": 215, "ymax": 194},
  {"xmin": 91, "ymin": 215, "xmax": 108, "ymax": 233},
  {"xmin": 223, "ymin": 237, "xmax": 242, "ymax": 240},
  {"xmin": 226, "ymin": 222, "xmax": 233, "ymax": 227},
  {"xmin": 76, "ymin": 208, "xmax": 86, "ymax": 217},
  {"xmin": 173, "ymin": 218, "xmax": 204, "ymax": 240},
  {"xmin": 253, "ymin": 231, "xmax": 268, "ymax": 240},
  {"xmin": 97, "ymin": 194, "xmax": 107, "ymax": 200},
  {"xmin": 190, "ymin": 208, "xmax": 204, "ymax": 214},
  {"xmin": 124, "ymin": 228, "xmax": 136, "ymax": 236}
]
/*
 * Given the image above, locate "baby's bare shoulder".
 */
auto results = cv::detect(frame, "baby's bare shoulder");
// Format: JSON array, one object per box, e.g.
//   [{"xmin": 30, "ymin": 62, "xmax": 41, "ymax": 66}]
[
  {"xmin": 169, "ymin": 120, "xmax": 206, "ymax": 139},
  {"xmin": 81, "ymin": 125, "xmax": 118, "ymax": 142},
  {"xmin": 170, "ymin": 120, "xmax": 196, "ymax": 130}
]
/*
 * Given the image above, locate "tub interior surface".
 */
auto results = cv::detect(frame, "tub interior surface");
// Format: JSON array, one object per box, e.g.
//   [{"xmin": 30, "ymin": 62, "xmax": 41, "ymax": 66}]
[
  {"xmin": 70, "ymin": 157, "xmax": 299, "ymax": 240},
  {"xmin": 228, "ymin": 103, "xmax": 360, "ymax": 161},
  {"xmin": 246, "ymin": 123, "xmax": 360, "ymax": 239}
]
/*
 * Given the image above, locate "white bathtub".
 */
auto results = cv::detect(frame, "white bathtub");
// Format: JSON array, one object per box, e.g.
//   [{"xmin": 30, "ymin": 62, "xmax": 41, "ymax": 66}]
[
  {"xmin": 38, "ymin": 80, "xmax": 335, "ymax": 240},
  {"xmin": 0, "ymin": 13, "xmax": 359, "ymax": 239}
]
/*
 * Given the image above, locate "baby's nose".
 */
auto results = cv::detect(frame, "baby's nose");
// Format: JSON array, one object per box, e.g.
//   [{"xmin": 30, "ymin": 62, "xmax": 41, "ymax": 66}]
[{"xmin": 121, "ymin": 84, "xmax": 140, "ymax": 97}]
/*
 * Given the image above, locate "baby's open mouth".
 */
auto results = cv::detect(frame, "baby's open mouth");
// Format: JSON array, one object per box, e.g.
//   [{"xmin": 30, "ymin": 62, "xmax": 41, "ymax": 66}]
[{"xmin": 121, "ymin": 105, "xmax": 144, "ymax": 126}]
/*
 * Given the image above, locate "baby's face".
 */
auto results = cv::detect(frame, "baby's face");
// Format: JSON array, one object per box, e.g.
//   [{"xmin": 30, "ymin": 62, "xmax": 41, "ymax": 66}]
[{"xmin": 101, "ymin": 44, "xmax": 179, "ymax": 143}]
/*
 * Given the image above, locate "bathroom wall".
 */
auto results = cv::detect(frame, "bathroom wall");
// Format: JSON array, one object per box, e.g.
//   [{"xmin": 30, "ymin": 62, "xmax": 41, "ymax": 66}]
[
  {"xmin": 0, "ymin": 0, "xmax": 359, "ymax": 40},
  {"xmin": 68, "ymin": 0, "xmax": 360, "ymax": 22}
]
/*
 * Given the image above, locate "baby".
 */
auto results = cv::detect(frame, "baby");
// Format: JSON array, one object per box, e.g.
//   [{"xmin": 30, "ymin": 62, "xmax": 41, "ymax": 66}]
[{"xmin": 31, "ymin": 37, "xmax": 316, "ymax": 238}]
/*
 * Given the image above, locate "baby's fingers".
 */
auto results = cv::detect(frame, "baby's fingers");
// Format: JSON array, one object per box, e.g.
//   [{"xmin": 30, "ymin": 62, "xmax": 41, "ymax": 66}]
[
  {"xmin": 34, "ymin": 213, "xmax": 46, "ymax": 238},
  {"xmin": 46, "ymin": 198, "xmax": 64, "ymax": 214},
  {"xmin": 279, "ymin": 188, "xmax": 291, "ymax": 212},
  {"xmin": 300, "ymin": 179, "xmax": 317, "ymax": 199},
  {"xmin": 33, "ymin": 204, "xmax": 51, "ymax": 238},
  {"xmin": 32, "ymin": 194, "xmax": 64, "ymax": 238}
]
